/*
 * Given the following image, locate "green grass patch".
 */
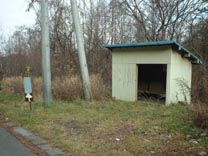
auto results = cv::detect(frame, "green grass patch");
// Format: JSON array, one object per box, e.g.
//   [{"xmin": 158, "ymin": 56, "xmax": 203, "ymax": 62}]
[{"xmin": 0, "ymin": 94, "xmax": 207, "ymax": 156}]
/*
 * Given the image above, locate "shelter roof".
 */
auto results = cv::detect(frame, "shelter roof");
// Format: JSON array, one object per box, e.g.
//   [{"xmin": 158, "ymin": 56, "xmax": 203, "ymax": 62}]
[{"xmin": 105, "ymin": 40, "xmax": 203, "ymax": 64}]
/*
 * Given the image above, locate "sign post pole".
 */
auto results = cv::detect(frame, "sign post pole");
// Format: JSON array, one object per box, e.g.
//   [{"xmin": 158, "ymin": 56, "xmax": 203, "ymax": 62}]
[
  {"xmin": 29, "ymin": 102, "xmax": 32, "ymax": 111},
  {"xmin": 23, "ymin": 65, "xmax": 33, "ymax": 111}
]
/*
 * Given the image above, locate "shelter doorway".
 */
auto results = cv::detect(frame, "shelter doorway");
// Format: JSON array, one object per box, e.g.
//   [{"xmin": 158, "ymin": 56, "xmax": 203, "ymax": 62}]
[{"xmin": 137, "ymin": 64, "xmax": 167, "ymax": 103}]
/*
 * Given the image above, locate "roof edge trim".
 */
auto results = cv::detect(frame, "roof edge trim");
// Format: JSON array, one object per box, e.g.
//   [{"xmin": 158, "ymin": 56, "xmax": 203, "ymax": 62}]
[{"xmin": 104, "ymin": 40, "xmax": 203, "ymax": 65}]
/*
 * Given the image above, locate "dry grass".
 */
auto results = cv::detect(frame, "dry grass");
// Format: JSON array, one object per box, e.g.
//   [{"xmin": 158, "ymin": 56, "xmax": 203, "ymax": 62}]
[
  {"xmin": 1, "ymin": 77, "xmax": 23, "ymax": 95},
  {"xmin": 89, "ymin": 74, "xmax": 111, "ymax": 100},
  {"xmin": 0, "ymin": 74, "xmax": 110, "ymax": 101},
  {"xmin": 191, "ymin": 102, "xmax": 208, "ymax": 128},
  {"xmin": 0, "ymin": 95, "xmax": 207, "ymax": 156},
  {"xmin": 52, "ymin": 75, "xmax": 83, "ymax": 100},
  {"xmin": 1, "ymin": 75, "xmax": 207, "ymax": 129},
  {"xmin": 1, "ymin": 77, "xmax": 42, "ymax": 101},
  {"xmin": 32, "ymin": 77, "xmax": 42, "ymax": 101}
]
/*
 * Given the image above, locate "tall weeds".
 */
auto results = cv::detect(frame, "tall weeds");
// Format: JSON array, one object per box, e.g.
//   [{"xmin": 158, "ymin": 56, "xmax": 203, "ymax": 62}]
[
  {"xmin": 191, "ymin": 102, "xmax": 208, "ymax": 128},
  {"xmin": 1, "ymin": 77, "xmax": 23, "ymax": 95},
  {"xmin": 0, "ymin": 74, "xmax": 110, "ymax": 101},
  {"xmin": 53, "ymin": 74, "xmax": 111, "ymax": 100},
  {"xmin": 52, "ymin": 75, "xmax": 83, "ymax": 100}
]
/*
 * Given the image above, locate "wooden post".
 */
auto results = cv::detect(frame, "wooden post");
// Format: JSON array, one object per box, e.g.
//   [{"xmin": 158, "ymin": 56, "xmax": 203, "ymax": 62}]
[{"xmin": 29, "ymin": 101, "xmax": 32, "ymax": 111}]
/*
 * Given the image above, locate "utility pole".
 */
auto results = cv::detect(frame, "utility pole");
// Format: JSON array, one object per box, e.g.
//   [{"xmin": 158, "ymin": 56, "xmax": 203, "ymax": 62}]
[
  {"xmin": 70, "ymin": 0, "xmax": 92, "ymax": 100},
  {"xmin": 41, "ymin": 0, "xmax": 52, "ymax": 105}
]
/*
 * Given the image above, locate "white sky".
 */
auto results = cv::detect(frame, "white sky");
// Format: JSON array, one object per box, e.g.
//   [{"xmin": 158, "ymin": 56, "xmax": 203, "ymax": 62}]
[{"xmin": 0, "ymin": 0, "xmax": 36, "ymax": 36}]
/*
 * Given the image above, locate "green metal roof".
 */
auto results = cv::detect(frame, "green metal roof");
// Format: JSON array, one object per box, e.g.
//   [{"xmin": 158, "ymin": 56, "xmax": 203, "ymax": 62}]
[{"xmin": 105, "ymin": 40, "xmax": 203, "ymax": 64}]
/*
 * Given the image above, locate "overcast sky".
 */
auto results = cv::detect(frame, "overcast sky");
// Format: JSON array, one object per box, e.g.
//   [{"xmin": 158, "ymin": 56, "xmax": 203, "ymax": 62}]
[{"xmin": 0, "ymin": 0, "xmax": 36, "ymax": 35}]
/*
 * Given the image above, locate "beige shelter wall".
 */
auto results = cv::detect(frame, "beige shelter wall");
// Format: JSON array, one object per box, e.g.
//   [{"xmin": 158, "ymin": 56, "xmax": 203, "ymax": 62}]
[
  {"xmin": 112, "ymin": 46, "xmax": 172, "ymax": 101},
  {"xmin": 112, "ymin": 63, "xmax": 137, "ymax": 101},
  {"xmin": 112, "ymin": 46, "xmax": 171, "ymax": 64},
  {"xmin": 168, "ymin": 51, "xmax": 192, "ymax": 104}
]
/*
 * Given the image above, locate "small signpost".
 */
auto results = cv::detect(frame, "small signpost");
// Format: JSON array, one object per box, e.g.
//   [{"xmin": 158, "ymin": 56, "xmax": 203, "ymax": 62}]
[{"xmin": 23, "ymin": 65, "xmax": 33, "ymax": 111}]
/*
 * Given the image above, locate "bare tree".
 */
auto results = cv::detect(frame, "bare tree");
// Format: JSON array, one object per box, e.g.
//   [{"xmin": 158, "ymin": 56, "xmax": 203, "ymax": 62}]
[
  {"xmin": 120, "ymin": 0, "xmax": 205, "ymax": 41},
  {"xmin": 185, "ymin": 19, "xmax": 208, "ymax": 103}
]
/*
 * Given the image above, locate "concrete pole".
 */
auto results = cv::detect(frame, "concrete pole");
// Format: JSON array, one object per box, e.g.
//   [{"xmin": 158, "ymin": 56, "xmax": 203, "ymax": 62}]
[
  {"xmin": 70, "ymin": 0, "xmax": 92, "ymax": 100},
  {"xmin": 41, "ymin": 0, "xmax": 52, "ymax": 105}
]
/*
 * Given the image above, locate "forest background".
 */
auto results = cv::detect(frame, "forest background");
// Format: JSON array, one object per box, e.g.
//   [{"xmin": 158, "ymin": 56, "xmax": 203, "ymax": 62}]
[{"xmin": 0, "ymin": 0, "xmax": 207, "ymax": 113}]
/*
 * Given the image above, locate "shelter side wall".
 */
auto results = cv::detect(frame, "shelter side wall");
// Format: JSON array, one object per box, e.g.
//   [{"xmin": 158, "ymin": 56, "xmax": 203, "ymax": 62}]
[
  {"xmin": 168, "ymin": 51, "xmax": 192, "ymax": 104},
  {"xmin": 112, "ymin": 63, "xmax": 137, "ymax": 101},
  {"xmin": 112, "ymin": 46, "xmax": 172, "ymax": 64}
]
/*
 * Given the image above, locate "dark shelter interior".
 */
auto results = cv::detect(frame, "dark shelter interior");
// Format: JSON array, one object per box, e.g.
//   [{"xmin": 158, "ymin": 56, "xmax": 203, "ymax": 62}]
[{"xmin": 137, "ymin": 64, "xmax": 167, "ymax": 103}]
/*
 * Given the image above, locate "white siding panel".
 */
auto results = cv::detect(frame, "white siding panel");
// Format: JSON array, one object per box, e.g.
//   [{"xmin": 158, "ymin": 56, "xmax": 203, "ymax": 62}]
[
  {"xmin": 113, "ymin": 46, "xmax": 172, "ymax": 64},
  {"xmin": 166, "ymin": 63, "xmax": 171, "ymax": 104},
  {"xmin": 112, "ymin": 63, "xmax": 137, "ymax": 101},
  {"xmin": 168, "ymin": 51, "xmax": 192, "ymax": 104}
]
